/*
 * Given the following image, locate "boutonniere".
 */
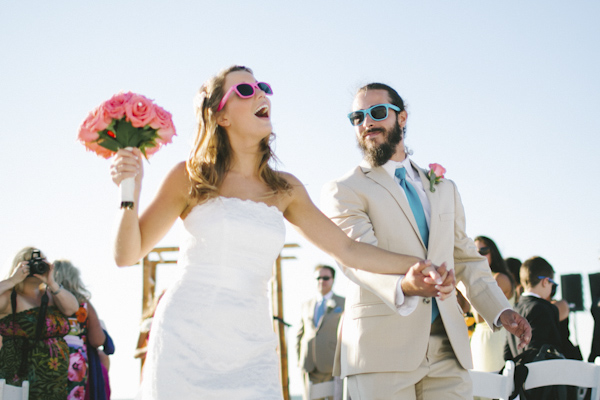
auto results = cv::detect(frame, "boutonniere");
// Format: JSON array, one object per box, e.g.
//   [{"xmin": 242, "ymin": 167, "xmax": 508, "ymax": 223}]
[
  {"xmin": 326, "ymin": 299, "xmax": 336, "ymax": 309},
  {"xmin": 427, "ymin": 163, "xmax": 446, "ymax": 192}
]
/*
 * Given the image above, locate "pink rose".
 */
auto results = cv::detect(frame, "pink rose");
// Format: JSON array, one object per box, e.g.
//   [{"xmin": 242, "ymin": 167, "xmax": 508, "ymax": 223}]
[
  {"xmin": 68, "ymin": 350, "xmax": 87, "ymax": 382},
  {"xmin": 125, "ymin": 94, "xmax": 156, "ymax": 128},
  {"xmin": 149, "ymin": 106, "xmax": 176, "ymax": 145},
  {"xmin": 429, "ymin": 163, "xmax": 446, "ymax": 178},
  {"xmin": 67, "ymin": 386, "xmax": 85, "ymax": 400},
  {"xmin": 83, "ymin": 141, "xmax": 114, "ymax": 159},
  {"xmin": 77, "ymin": 124, "xmax": 99, "ymax": 144},
  {"xmin": 103, "ymin": 92, "xmax": 132, "ymax": 119},
  {"xmin": 81, "ymin": 105, "xmax": 111, "ymax": 133}
]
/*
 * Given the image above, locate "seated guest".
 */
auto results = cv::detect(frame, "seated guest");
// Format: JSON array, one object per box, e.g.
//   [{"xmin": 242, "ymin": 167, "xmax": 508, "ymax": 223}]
[
  {"xmin": 0, "ymin": 247, "xmax": 78, "ymax": 400},
  {"xmin": 470, "ymin": 236, "xmax": 516, "ymax": 373},
  {"xmin": 505, "ymin": 256, "xmax": 562, "ymax": 358},
  {"xmin": 505, "ymin": 256, "xmax": 565, "ymax": 400},
  {"xmin": 54, "ymin": 259, "xmax": 107, "ymax": 400},
  {"xmin": 505, "ymin": 257, "xmax": 523, "ymax": 301}
]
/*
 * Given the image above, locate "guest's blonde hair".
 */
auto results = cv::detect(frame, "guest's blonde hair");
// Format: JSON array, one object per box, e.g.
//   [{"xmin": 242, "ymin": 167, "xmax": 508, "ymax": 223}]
[
  {"xmin": 187, "ymin": 65, "xmax": 291, "ymax": 203},
  {"xmin": 7, "ymin": 246, "xmax": 45, "ymax": 292}
]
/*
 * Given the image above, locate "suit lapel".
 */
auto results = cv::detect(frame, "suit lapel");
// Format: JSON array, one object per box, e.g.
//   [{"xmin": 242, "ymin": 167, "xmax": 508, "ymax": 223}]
[
  {"xmin": 360, "ymin": 160, "xmax": 426, "ymax": 250},
  {"xmin": 309, "ymin": 298, "xmax": 318, "ymax": 327},
  {"xmin": 413, "ymin": 160, "xmax": 439, "ymax": 252}
]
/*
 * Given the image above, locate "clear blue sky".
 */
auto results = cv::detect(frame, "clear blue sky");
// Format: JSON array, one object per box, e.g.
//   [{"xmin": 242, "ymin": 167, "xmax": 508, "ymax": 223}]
[{"xmin": 1, "ymin": 1, "xmax": 599, "ymax": 397}]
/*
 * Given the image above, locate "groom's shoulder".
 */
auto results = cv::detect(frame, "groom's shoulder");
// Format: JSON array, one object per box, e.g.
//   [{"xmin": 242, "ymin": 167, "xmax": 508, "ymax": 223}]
[{"xmin": 327, "ymin": 164, "xmax": 369, "ymax": 186}]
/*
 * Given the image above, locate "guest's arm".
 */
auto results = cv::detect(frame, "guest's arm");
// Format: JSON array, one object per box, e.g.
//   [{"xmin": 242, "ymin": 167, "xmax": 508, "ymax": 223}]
[
  {"xmin": 86, "ymin": 302, "xmax": 107, "ymax": 348},
  {"xmin": 43, "ymin": 264, "xmax": 79, "ymax": 316}
]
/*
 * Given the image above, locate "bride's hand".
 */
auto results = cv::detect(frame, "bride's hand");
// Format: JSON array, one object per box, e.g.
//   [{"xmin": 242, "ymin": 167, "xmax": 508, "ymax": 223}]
[{"xmin": 111, "ymin": 147, "xmax": 143, "ymax": 187}]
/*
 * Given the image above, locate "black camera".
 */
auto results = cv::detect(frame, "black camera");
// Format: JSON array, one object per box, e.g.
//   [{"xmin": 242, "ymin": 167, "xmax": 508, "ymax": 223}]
[{"xmin": 28, "ymin": 249, "xmax": 49, "ymax": 276}]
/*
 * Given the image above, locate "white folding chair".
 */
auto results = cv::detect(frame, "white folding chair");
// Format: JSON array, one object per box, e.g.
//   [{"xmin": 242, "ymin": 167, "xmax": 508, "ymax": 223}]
[
  {"xmin": 0, "ymin": 379, "xmax": 29, "ymax": 400},
  {"xmin": 469, "ymin": 360, "xmax": 515, "ymax": 400},
  {"xmin": 308, "ymin": 377, "xmax": 348, "ymax": 400},
  {"xmin": 522, "ymin": 359, "xmax": 600, "ymax": 400}
]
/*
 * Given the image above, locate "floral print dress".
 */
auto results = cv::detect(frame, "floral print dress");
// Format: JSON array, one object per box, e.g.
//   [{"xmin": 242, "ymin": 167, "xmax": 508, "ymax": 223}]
[
  {"xmin": 0, "ymin": 306, "xmax": 70, "ymax": 400},
  {"xmin": 64, "ymin": 303, "xmax": 89, "ymax": 400}
]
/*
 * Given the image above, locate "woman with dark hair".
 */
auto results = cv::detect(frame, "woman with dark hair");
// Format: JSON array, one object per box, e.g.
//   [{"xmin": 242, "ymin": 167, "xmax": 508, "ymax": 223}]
[
  {"xmin": 470, "ymin": 236, "xmax": 516, "ymax": 376},
  {"xmin": 110, "ymin": 66, "xmax": 451, "ymax": 399},
  {"xmin": 0, "ymin": 247, "xmax": 79, "ymax": 400},
  {"xmin": 505, "ymin": 257, "xmax": 523, "ymax": 301}
]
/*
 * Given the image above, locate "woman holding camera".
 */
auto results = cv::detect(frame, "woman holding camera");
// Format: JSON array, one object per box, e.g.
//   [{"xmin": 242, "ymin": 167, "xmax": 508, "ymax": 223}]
[{"xmin": 0, "ymin": 247, "xmax": 79, "ymax": 400}]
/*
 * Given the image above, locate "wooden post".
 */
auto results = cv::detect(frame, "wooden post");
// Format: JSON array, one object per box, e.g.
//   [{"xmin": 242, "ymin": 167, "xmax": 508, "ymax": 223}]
[
  {"xmin": 139, "ymin": 247, "xmax": 179, "ymax": 370},
  {"xmin": 272, "ymin": 243, "xmax": 299, "ymax": 400}
]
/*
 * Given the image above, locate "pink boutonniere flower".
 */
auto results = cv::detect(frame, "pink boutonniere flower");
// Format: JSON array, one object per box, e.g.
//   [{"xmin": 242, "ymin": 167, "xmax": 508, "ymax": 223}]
[{"xmin": 427, "ymin": 163, "xmax": 446, "ymax": 192}]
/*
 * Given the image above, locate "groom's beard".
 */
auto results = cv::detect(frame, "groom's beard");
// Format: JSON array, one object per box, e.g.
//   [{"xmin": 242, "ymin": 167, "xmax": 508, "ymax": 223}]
[{"xmin": 357, "ymin": 121, "xmax": 403, "ymax": 167}]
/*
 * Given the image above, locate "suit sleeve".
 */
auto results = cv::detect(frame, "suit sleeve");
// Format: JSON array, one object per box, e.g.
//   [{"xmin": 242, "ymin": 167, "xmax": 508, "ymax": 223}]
[
  {"xmin": 321, "ymin": 179, "xmax": 401, "ymax": 311},
  {"xmin": 449, "ymin": 180, "xmax": 511, "ymax": 329}
]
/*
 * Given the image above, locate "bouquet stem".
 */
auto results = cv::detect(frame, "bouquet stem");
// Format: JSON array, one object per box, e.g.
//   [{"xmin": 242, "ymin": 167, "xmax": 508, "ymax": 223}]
[{"xmin": 120, "ymin": 177, "xmax": 135, "ymax": 209}]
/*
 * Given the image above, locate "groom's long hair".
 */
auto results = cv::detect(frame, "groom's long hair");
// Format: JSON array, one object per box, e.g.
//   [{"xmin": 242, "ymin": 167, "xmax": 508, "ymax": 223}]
[{"xmin": 187, "ymin": 65, "xmax": 291, "ymax": 203}]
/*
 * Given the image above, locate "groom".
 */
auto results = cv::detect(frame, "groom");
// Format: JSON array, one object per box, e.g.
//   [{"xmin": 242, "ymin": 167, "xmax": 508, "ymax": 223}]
[{"xmin": 321, "ymin": 83, "xmax": 531, "ymax": 399}]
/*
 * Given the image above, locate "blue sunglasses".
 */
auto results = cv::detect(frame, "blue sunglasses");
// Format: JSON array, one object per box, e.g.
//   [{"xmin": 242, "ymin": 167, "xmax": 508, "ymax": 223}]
[{"xmin": 348, "ymin": 103, "xmax": 401, "ymax": 126}]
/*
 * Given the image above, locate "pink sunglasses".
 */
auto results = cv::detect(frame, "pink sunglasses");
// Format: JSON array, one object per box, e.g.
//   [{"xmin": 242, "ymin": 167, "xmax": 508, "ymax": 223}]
[{"xmin": 217, "ymin": 82, "xmax": 273, "ymax": 111}]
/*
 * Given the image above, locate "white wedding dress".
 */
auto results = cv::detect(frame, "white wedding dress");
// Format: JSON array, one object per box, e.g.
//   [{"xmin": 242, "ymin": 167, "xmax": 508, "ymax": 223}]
[{"xmin": 138, "ymin": 196, "xmax": 286, "ymax": 399}]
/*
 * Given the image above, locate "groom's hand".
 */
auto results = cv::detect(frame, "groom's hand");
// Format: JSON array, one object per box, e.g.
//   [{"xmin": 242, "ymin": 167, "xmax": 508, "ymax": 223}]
[
  {"xmin": 433, "ymin": 264, "xmax": 455, "ymax": 301},
  {"xmin": 500, "ymin": 309, "xmax": 532, "ymax": 349},
  {"xmin": 401, "ymin": 261, "xmax": 442, "ymax": 298}
]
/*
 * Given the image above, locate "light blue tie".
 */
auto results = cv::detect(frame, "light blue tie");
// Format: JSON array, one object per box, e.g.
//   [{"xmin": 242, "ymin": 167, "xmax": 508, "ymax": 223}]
[
  {"xmin": 314, "ymin": 299, "xmax": 326, "ymax": 327},
  {"xmin": 395, "ymin": 167, "xmax": 439, "ymax": 323}
]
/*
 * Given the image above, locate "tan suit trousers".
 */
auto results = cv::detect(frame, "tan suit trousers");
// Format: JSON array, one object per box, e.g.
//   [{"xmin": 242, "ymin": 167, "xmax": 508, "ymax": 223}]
[
  {"xmin": 347, "ymin": 319, "xmax": 473, "ymax": 400},
  {"xmin": 303, "ymin": 370, "xmax": 334, "ymax": 400}
]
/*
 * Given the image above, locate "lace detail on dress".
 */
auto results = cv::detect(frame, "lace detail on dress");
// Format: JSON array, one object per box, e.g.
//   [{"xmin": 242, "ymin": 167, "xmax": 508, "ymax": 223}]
[{"xmin": 139, "ymin": 196, "xmax": 286, "ymax": 399}]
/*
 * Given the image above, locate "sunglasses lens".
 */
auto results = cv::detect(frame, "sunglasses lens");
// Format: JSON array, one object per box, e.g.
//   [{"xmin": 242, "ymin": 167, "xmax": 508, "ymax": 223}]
[
  {"xmin": 236, "ymin": 84, "xmax": 254, "ymax": 97},
  {"xmin": 370, "ymin": 105, "xmax": 388, "ymax": 120},
  {"xmin": 478, "ymin": 247, "xmax": 490, "ymax": 255},
  {"xmin": 349, "ymin": 112, "xmax": 364, "ymax": 126},
  {"xmin": 257, "ymin": 82, "xmax": 273, "ymax": 95}
]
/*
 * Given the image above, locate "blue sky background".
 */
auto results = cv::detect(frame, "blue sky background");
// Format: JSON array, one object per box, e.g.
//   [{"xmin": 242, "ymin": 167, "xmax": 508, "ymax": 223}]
[{"xmin": 1, "ymin": 1, "xmax": 599, "ymax": 397}]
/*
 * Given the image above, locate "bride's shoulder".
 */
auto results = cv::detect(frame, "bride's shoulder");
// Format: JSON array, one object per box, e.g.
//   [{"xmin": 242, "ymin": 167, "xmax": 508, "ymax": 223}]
[{"xmin": 276, "ymin": 171, "xmax": 302, "ymax": 186}]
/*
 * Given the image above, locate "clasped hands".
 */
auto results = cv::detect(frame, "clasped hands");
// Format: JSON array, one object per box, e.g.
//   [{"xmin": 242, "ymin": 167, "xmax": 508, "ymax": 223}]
[{"xmin": 400, "ymin": 260, "xmax": 455, "ymax": 300}]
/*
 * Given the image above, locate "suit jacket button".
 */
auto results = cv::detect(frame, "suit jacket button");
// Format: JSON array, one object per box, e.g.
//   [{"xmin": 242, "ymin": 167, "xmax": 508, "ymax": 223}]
[{"xmin": 423, "ymin": 298, "xmax": 431, "ymax": 304}]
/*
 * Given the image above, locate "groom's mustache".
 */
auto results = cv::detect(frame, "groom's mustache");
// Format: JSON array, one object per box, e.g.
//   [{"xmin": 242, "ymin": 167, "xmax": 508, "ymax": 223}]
[{"xmin": 362, "ymin": 127, "xmax": 385, "ymax": 138}]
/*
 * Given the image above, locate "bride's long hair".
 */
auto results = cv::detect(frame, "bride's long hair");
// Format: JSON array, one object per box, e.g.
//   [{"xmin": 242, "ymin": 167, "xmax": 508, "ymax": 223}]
[{"xmin": 187, "ymin": 65, "xmax": 291, "ymax": 202}]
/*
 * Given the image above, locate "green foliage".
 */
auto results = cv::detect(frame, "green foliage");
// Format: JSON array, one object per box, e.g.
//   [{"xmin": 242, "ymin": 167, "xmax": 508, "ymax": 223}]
[{"xmin": 96, "ymin": 119, "xmax": 159, "ymax": 158}]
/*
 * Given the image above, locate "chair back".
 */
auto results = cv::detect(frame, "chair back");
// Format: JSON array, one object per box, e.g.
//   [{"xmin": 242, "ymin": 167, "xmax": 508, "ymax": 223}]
[
  {"xmin": 522, "ymin": 359, "xmax": 600, "ymax": 400},
  {"xmin": 0, "ymin": 379, "xmax": 30, "ymax": 400},
  {"xmin": 469, "ymin": 360, "xmax": 515, "ymax": 400}
]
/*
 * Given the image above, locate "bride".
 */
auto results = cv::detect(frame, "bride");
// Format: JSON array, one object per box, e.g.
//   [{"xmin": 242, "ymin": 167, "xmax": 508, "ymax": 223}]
[{"xmin": 111, "ymin": 65, "xmax": 451, "ymax": 399}]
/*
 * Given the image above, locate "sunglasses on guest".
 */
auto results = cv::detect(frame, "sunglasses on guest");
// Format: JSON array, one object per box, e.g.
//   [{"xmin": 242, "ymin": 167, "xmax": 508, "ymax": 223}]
[
  {"xmin": 538, "ymin": 276, "xmax": 559, "ymax": 287},
  {"xmin": 348, "ymin": 103, "xmax": 401, "ymax": 126},
  {"xmin": 217, "ymin": 82, "xmax": 273, "ymax": 111},
  {"xmin": 478, "ymin": 247, "xmax": 491, "ymax": 256},
  {"xmin": 538, "ymin": 276, "xmax": 559, "ymax": 297},
  {"xmin": 316, "ymin": 276, "xmax": 331, "ymax": 281}
]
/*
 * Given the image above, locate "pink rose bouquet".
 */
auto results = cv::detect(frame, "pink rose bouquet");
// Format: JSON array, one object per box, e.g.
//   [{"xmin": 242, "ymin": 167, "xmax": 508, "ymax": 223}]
[
  {"xmin": 77, "ymin": 92, "xmax": 176, "ymax": 208},
  {"xmin": 427, "ymin": 163, "xmax": 446, "ymax": 192}
]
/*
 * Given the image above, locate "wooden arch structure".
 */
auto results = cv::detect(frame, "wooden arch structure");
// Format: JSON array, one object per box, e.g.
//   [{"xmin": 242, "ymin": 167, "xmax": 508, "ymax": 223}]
[{"xmin": 139, "ymin": 244, "xmax": 299, "ymax": 400}]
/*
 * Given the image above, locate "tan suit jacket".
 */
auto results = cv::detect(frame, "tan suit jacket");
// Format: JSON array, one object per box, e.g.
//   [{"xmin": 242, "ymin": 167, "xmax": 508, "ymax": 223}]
[
  {"xmin": 296, "ymin": 293, "xmax": 346, "ymax": 374},
  {"xmin": 321, "ymin": 159, "xmax": 510, "ymax": 378}
]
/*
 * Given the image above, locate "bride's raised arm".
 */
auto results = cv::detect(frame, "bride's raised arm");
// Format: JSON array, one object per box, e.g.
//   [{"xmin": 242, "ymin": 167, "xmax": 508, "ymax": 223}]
[
  {"xmin": 111, "ymin": 149, "xmax": 189, "ymax": 266},
  {"xmin": 281, "ymin": 172, "xmax": 440, "ymax": 278}
]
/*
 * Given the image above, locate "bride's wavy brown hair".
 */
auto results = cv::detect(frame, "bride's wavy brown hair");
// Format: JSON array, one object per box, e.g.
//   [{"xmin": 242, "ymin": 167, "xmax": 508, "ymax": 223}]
[{"xmin": 187, "ymin": 65, "xmax": 291, "ymax": 202}]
